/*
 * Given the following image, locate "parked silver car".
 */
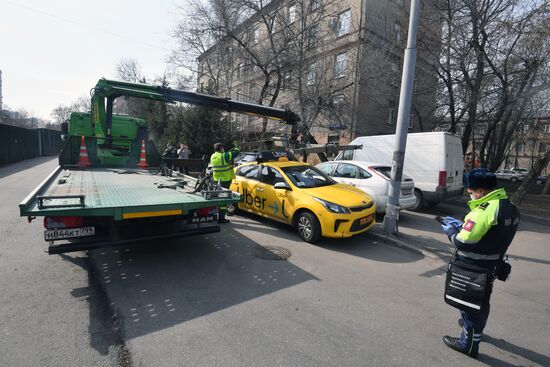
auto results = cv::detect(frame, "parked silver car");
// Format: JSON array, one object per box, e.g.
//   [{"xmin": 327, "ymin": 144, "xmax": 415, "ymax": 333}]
[{"xmin": 495, "ymin": 169, "xmax": 526, "ymax": 182}]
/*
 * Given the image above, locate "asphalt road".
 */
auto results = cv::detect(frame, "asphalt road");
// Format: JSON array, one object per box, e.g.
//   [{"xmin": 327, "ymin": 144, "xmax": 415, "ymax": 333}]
[
  {"xmin": 0, "ymin": 157, "xmax": 123, "ymax": 367},
  {"xmin": 2, "ymin": 157, "xmax": 549, "ymax": 367}
]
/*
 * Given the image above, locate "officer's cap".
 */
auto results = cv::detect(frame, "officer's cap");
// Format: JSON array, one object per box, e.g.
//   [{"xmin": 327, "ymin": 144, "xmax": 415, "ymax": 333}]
[{"xmin": 467, "ymin": 169, "xmax": 497, "ymax": 190}]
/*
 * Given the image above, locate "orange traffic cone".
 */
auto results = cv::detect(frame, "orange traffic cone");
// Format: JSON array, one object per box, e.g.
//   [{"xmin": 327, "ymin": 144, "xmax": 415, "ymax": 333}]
[
  {"xmin": 137, "ymin": 139, "xmax": 148, "ymax": 168},
  {"xmin": 77, "ymin": 136, "xmax": 91, "ymax": 167}
]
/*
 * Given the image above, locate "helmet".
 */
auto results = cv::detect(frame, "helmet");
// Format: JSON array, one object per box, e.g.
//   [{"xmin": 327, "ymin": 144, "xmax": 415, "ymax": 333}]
[{"xmin": 467, "ymin": 169, "xmax": 497, "ymax": 190}]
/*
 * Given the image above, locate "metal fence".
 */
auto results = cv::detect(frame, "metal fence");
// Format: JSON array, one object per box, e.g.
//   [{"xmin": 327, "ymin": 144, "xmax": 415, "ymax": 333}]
[{"xmin": 0, "ymin": 124, "xmax": 62, "ymax": 166}]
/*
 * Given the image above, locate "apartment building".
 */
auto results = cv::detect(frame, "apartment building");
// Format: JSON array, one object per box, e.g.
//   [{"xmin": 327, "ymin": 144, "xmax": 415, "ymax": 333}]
[{"xmin": 197, "ymin": 0, "xmax": 440, "ymax": 144}]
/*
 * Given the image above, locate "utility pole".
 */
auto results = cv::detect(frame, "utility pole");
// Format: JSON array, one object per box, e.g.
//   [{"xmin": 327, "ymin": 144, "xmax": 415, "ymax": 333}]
[{"xmin": 383, "ymin": 0, "xmax": 420, "ymax": 234}]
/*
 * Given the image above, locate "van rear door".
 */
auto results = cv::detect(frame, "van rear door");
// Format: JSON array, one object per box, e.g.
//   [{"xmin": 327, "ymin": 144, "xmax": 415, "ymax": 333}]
[{"xmin": 445, "ymin": 135, "xmax": 464, "ymax": 192}]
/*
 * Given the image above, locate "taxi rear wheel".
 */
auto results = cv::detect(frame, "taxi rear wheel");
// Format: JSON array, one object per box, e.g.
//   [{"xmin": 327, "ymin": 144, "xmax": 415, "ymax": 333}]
[{"xmin": 296, "ymin": 212, "xmax": 321, "ymax": 243}]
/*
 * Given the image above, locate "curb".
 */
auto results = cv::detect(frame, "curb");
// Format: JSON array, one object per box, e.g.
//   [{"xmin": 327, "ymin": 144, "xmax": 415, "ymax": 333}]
[{"xmin": 370, "ymin": 231, "xmax": 440, "ymax": 261}]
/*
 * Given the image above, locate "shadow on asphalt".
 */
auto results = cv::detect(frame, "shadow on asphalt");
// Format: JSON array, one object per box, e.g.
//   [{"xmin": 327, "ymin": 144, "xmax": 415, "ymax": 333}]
[
  {"xmin": 0, "ymin": 156, "xmax": 56, "ymax": 180},
  {"xmin": 480, "ymin": 335, "xmax": 550, "ymax": 367},
  {"xmin": 233, "ymin": 211, "xmax": 424, "ymax": 264},
  {"xmin": 59, "ymin": 254, "xmax": 125, "ymax": 357},
  {"xmin": 321, "ymin": 234, "xmax": 425, "ymax": 264},
  {"xmin": 86, "ymin": 224, "xmax": 319, "ymax": 342}
]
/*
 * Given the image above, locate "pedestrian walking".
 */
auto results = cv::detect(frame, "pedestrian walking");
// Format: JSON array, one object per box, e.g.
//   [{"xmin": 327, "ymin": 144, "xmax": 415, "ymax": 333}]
[
  {"xmin": 440, "ymin": 168, "xmax": 519, "ymax": 358},
  {"xmin": 210, "ymin": 143, "xmax": 239, "ymax": 223}
]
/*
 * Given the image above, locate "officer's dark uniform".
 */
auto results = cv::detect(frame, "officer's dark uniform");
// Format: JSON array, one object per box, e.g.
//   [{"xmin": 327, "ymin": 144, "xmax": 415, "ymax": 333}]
[{"xmin": 442, "ymin": 169, "xmax": 519, "ymax": 357}]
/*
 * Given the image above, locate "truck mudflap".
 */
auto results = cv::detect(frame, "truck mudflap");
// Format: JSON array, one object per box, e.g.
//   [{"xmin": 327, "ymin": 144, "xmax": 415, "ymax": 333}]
[{"xmin": 46, "ymin": 225, "xmax": 220, "ymax": 255}]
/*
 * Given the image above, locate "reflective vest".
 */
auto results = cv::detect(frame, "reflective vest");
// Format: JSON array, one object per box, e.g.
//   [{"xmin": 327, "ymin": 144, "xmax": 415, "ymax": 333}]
[
  {"xmin": 210, "ymin": 151, "xmax": 235, "ymax": 181},
  {"xmin": 450, "ymin": 188, "xmax": 519, "ymax": 260}
]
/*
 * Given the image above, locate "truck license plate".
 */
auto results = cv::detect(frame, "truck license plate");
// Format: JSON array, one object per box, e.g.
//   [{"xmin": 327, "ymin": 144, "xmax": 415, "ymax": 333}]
[
  {"xmin": 44, "ymin": 227, "xmax": 95, "ymax": 241},
  {"xmin": 401, "ymin": 189, "xmax": 412, "ymax": 196}
]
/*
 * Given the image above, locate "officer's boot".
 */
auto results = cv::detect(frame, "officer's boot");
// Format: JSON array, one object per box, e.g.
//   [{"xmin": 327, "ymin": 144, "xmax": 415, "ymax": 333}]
[{"xmin": 443, "ymin": 325, "xmax": 480, "ymax": 359}]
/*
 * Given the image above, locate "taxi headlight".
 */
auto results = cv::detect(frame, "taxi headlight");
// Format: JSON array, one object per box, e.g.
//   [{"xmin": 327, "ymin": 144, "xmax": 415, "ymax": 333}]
[{"xmin": 313, "ymin": 197, "xmax": 351, "ymax": 214}]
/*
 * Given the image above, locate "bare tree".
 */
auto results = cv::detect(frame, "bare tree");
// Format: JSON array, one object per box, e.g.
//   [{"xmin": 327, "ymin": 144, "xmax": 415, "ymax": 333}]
[
  {"xmin": 172, "ymin": 0, "xmax": 355, "ymax": 140},
  {"xmin": 425, "ymin": 0, "xmax": 549, "ymax": 170}
]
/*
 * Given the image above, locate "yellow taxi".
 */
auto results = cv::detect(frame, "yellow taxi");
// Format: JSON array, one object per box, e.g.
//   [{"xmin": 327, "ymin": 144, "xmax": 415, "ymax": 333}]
[{"xmin": 230, "ymin": 159, "xmax": 377, "ymax": 243}]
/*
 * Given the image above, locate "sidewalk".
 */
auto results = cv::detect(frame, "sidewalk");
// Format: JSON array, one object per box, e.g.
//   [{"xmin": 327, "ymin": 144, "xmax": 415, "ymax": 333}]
[
  {"xmin": 370, "ymin": 207, "xmax": 458, "ymax": 264},
  {"xmin": 372, "ymin": 199, "xmax": 550, "ymax": 264},
  {"xmin": 449, "ymin": 193, "xmax": 550, "ymax": 226}
]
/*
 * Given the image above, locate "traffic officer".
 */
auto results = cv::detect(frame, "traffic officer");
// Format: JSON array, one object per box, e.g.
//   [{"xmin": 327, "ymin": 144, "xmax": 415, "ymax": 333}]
[
  {"xmin": 440, "ymin": 168, "xmax": 519, "ymax": 358},
  {"xmin": 210, "ymin": 143, "xmax": 240, "ymax": 223}
]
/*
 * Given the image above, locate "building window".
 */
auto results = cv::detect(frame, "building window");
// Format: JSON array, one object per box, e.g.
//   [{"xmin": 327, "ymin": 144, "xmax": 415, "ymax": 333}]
[
  {"xmin": 387, "ymin": 108, "xmax": 395, "ymax": 125},
  {"xmin": 523, "ymin": 124, "xmax": 529, "ymax": 133},
  {"xmin": 306, "ymin": 63, "xmax": 316, "ymax": 86},
  {"xmin": 283, "ymin": 71, "xmax": 292, "ymax": 89},
  {"xmin": 235, "ymin": 114, "xmax": 242, "ymax": 130},
  {"xmin": 334, "ymin": 52, "xmax": 347, "ymax": 78},
  {"xmin": 544, "ymin": 124, "xmax": 550, "ymax": 133},
  {"xmin": 517, "ymin": 142, "xmax": 525, "ymax": 153},
  {"xmin": 249, "ymin": 84, "xmax": 257, "ymax": 103},
  {"xmin": 333, "ymin": 94, "xmax": 345, "ymax": 106},
  {"xmin": 409, "ymin": 112, "xmax": 416, "ymax": 129},
  {"xmin": 307, "ymin": 23, "xmax": 319, "ymax": 49},
  {"xmin": 391, "ymin": 62, "xmax": 399, "ymax": 86},
  {"xmin": 288, "ymin": 4, "xmax": 297, "ymax": 24},
  {"xmin": 236, "ymin": 63, "xmax": 243, "ymax": 79},
  {"xmin": 252, "ymin": 27, "xmax": 260, "ymax": 44},
  {"xmin": 328, "ymin": 134, "xmax": 340, "ymax": 144},
  {"xmin": 336, "ymin": 9, "xmax": 351, "ymax": 37},
  {"xmin": 395, "ymin": 21, "xmax": 402, "ymax": 44},
  {"xmin": 303, "ymin": 105, "xmax": 313, "ymax": 122},
  {"xmin": 310, "ymin": 0, "xmax": 322, "ymax": 12}
]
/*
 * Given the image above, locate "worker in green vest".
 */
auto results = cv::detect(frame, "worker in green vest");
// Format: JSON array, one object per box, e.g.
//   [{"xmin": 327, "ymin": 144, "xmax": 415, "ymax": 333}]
[{"xmin": 210, "ymin": 143, "xmax": 240, "ymax": 223}]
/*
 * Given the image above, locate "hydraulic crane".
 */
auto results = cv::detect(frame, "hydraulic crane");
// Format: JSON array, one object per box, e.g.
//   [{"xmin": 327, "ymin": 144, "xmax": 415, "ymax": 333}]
[{"xmin": 90, "ymin": 78, "xmax": 300, "ymax": 142}]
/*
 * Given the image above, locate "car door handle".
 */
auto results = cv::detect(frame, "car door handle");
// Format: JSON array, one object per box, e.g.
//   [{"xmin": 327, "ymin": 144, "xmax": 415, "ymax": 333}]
[{"xmin": 256, "ymin": 188, "xmax": 264, "ymax": 192}]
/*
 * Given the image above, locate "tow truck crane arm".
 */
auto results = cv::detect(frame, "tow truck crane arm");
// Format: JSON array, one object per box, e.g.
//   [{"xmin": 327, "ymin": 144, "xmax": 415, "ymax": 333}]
[{"xmin": 90, "ymin": 78, "xmax": 300, "ymax": 139}]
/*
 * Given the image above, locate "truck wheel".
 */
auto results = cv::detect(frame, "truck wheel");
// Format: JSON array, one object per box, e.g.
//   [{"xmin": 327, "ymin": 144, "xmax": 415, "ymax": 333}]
[
  {"xmin": 226, "ymin": 203, "xmax": 239, "ymax": 215},
  {"xmin": 410, "ymin": 189, "xmax": 424, "ymax": 211},
  {"xmin": 296, "ymin": 212, "xmax": 321, "ymax": 243},
  {"xmin": 536, "ymin": 179, "xmax": 542, "ymax": 185}
]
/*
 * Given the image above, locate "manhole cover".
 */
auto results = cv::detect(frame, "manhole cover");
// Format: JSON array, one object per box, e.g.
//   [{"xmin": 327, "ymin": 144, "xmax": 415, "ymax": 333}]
[{"xmin": 253, "ymin": 245, "xmax": 291, "ymax": 260}]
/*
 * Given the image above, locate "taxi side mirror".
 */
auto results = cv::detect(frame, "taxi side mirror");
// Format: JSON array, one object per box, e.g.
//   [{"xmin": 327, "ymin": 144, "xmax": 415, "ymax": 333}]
[{"xmin": 274, "ymin": 182, "xmax": 291, "ymax": 190}]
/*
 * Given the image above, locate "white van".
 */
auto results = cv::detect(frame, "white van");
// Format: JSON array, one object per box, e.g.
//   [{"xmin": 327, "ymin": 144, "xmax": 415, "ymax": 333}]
[{"xmin": 336, "ymin": 132, "xmax": 464, "ymax": 210}]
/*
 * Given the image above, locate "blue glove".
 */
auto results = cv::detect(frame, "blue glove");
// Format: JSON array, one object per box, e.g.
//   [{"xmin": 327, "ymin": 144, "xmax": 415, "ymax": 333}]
[
  {"xmin": 441, "ymin": 223, "xmax": 459, "ymax": 237},
  {"xmin": 444, "ymin": 216, "xmax": 463, "ymax": 228}
]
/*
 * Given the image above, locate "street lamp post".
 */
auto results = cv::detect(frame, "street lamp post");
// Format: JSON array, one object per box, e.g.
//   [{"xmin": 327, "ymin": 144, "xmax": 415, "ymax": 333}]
[{"xmin": 383, "ymin": 0, "xmax": 421, "ymax": 234}]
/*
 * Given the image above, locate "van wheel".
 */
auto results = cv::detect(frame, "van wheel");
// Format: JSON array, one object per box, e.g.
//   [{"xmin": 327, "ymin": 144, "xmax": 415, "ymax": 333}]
[
  {"xmin": 410, "ymin": 189, "xmax": 424, "ymax": 211},
  {"xmin": 296, "ymin": 212, "xmax": 322, "ymax": 243}
]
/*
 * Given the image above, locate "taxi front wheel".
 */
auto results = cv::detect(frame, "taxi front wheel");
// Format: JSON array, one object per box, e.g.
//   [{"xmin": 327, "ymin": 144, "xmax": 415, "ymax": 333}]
[{"xmin": 296, "ymin": 212, "xmax": 321, "ymax": 243}]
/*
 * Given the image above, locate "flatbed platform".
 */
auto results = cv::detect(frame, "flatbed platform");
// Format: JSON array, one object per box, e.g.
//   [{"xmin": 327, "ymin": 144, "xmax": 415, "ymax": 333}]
[{"xmin": 20, "ymin": 167, "xmax": 237, "ymax": 220}]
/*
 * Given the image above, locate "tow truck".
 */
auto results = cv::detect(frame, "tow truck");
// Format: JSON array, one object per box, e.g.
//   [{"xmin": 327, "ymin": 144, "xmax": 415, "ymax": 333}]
[{"xmin": 19, "ymin": 78, "xmax": 299, "ymax": 254}]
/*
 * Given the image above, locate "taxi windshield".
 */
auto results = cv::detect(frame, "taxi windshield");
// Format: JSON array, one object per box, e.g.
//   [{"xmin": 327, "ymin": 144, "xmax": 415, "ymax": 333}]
[{"xmin": 282, "ymin": 166, "xmax": 336, "ymax": 188}]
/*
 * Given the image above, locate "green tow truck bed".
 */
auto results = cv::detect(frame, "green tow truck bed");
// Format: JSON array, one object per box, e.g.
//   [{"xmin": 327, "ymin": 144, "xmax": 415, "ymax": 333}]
[{"xmin": 20, "ymin": 166, "xmax": 239, "ymax": 254}]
